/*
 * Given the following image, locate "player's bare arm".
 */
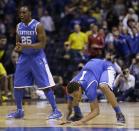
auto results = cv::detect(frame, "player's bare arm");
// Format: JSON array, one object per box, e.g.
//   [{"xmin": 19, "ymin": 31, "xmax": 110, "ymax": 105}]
[
  {"xmin": 17, "ymin": 23, "xmax": 46, "ymax": 49},
  {"xmin": 59, "ymin": 94, "xmax": 81, "ymax": 125},
  {"xmin": 71, "ymin": 99, "xmax": 100, "ymax": 126},
  {"xmin": 58, "ymin": 101, "xmax": 73, "ymax": 125},
  {"xmin": 66, "ymin": 101, "xmax": 73, "ymax": 120},
  {"xmin": 15, "ymin": 26, "xmax": 22, "ymax": 52}
]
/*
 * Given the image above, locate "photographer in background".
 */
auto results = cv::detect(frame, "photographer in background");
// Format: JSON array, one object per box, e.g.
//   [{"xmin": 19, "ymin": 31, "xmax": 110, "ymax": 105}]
[{"xmin": 114, "ymin": 67, "xmax": 135, "ymax": 102}]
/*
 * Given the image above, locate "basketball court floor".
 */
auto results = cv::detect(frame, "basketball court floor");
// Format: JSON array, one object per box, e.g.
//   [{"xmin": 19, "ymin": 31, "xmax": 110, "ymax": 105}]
[{"xmin": 0, "ymin": 101, "xmax": 139, "ymax": 131}]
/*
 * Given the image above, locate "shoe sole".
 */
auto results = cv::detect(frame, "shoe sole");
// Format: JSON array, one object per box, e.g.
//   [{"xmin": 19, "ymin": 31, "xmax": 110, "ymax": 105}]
[
  {"xmin": 117, "ymin": 121, "xmax": 126, "ymax": 126},
  {"xmin": 46, "ymin": 115, "xmax": 63, "ymax": 120}
]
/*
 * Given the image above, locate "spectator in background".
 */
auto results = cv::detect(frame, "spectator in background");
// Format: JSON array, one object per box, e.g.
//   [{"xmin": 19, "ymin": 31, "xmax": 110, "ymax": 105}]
[
  {"xmin": 122, "ymin": 8, "xmax": 138, "ymax": 36},
  {"xmin": 68, "ymin": 11, "xmax": 83, "ymax": 32},
  {"xmin": 114, "ymin": 67, "xmax": 135, "ymax": 102},
  {"xmin": 123, "ymin": 8, "xmax": 138, "ymax": 26},
  {"xmin": 0, "ymin": 35, "xmax": 9, "ymax": 101},
  {"xmin": 79, "ymin": 0, "xmax": 91, "ymax": 14},
  {"xmin": 68, "ymin": 24, "xmax": 87, "ymax": 51},
  {"xmin": 5, "ymin": 50, "xmax": 18, "ymax": 75},
  {"xmin": 40, "ymin": 10, "xmax": 55, "ymax": 37},
  {"xmin": 91, "ymin": 8, "xmax": 102, "ymax": 25},
  {"xmin": 113, "ymin": 27, "xmax": 131, "ymax": 64},
  {"xmin": 126, "ymin": 26, "xmax": 139, "ymax": 59},
  {"xmin": 86, "ymin": 23, "xmax": 94, "ymax": 37},
  {"xmin": 131, "ymin": 0, "xmax": 139, "ymax": 15},
  {"xmin": 57, "ymin": 41, "xmax": 87, "ymax": 85},
  {"xmin": 105, "ymin": 52, "xmax": 122, "ymax": 74},
  {"xmin": 113, "ymin": 0, "xmax": 126, "ymax": 17},
  {"xmin": 87, "ymin": 24, "xmax": 104, "ymax": 58},
  {"xmin": 0, "ymin": 18, "xmax": 6, "ymax": 34},
  {"xmin": 106, "ymin": 8, "xmax": 119, "ymax": 31},
  {"xmin": 79, "ymin": 11, "xmax": 97, "ymax": 31},
  {"xmin": 59, "ymin": 3, "xmax": 75, "ymax": 33},
  {"xmin": 57, "ymin": 41, "xmax": 76, "ymax": 85},
  {"xmin": 105, "ymin": 26, "xmax": 116, "ymax": 52}
]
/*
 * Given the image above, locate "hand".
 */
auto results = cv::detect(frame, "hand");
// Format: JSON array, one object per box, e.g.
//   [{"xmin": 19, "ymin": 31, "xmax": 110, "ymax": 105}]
[
  {"xmin": 58, "ymin": 119, "xmax": 71, "ymax": 125},
  {"xmin": 14, "ymin": 43, "xmax": 22, "ymax": 52},
  {"xmin": 70, "ymin": 120, "xmax": 84, "ymax": 126}
]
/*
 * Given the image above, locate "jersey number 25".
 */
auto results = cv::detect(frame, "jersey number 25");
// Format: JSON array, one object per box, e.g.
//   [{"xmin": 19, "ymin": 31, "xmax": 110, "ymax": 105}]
[{"xmin": 21, "ymin": 36, "xmax": 32, "ymax": 44}]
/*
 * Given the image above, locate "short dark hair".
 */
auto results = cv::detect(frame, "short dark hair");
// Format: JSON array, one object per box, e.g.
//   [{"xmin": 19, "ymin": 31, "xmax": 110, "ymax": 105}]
[
  {"xmin": 19, "ymin": 5, "xmax": 32, "ymax": 12},
  {"xmin": 67, "ymin": 82, "xmax": 80, "ymax": 94}
]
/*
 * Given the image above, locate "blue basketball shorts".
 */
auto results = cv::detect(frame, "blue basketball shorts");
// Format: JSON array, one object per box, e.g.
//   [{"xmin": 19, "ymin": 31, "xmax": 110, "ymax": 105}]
[
  {"xmin": 99, "ymin": 66, "xmax": 116, "ymax": 90},
  {"xmin": 14, "ymin": 53, "xmax": 55, "ymax": 89}
]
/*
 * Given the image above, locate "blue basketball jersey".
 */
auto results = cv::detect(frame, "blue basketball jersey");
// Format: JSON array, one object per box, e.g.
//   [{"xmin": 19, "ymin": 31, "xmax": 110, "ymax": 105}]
[
  {"xmin": 17, "ymin": 19, "xmax": 43, "ymax": 55},
  {"xmin": 72, "ymin": 59, "xmax": 115, "ymax": 90},
  {"xmin": 15, "ymin": 19, "xmax": 55, "ymax": 88},
  {"xmin": 71, "ymin": 59, "xmax": 115, "ymax": 101}
]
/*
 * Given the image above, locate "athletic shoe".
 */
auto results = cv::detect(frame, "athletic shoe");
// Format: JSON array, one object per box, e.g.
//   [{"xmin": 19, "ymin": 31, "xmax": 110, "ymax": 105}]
[
  {"xmin": 48, "ymin": 110, "xmax": 62, "ymax": 119},
  {"xmin": 7, "ymin": 109, "xmax": 24, "ymax": 119},
  {"xmin": 116, "ymin": 113, "xmax": 125, "ymax": 123},
  {"xmin": 69, "ymin": 114, "xmax": 83, "ymax": 121}
]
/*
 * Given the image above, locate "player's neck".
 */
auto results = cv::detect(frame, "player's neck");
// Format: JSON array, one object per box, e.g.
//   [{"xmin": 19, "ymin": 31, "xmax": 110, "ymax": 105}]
[{"xmin": 24, "ymin": 18, "xmax": 33, "ymax": 25}]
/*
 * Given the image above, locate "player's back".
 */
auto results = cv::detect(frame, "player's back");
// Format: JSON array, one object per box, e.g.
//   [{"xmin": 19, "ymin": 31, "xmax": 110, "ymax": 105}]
[
  {"xmin": 17, "ymin": 19, "xmax": 44, "ymax": 55},
  {"xmin": 83, "ymin": 59, "xmax": 114, "ymax": 81}
]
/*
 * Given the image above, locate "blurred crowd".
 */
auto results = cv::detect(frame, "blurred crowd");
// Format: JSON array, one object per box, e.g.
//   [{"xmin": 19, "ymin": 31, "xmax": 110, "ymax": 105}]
[{"xmin": 0, "ymin": 0, "xmax": 139, "ymax": 103}]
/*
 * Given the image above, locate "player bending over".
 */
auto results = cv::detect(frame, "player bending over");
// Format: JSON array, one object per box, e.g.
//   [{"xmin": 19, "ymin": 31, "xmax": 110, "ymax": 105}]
[{"xmin": 62, "ymin": 58, "xmax": 125, "ymax": 126}]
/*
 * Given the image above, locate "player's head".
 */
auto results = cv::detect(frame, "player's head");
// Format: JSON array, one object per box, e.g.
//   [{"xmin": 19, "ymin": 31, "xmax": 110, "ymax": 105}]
[
  {"xmin": 67, "ymin": 81, "xmax": 80, "ymax": 94},
  {"xmin": 19, "ymin": 5, "xmax": 32, "ymax": 23},
  {"xmin": 67, "ymin": 81, "xmax": 82, "ymax": 103}
]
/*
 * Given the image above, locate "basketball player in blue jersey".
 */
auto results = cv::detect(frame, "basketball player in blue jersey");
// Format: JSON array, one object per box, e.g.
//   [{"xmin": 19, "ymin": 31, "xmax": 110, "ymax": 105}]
[
  {"xmin": 62, "ymin": 59, "xmax": 125, "ymax": 126},
  {"xmin": 7, "ymin": 5, "xmax": 62, "ymax": 119}
]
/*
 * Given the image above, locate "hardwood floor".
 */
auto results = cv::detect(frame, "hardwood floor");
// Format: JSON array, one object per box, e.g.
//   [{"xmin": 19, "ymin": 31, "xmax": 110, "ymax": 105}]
[{"xmin": 0, "ymin": 101, "xmax": 139, "ymax": 130}]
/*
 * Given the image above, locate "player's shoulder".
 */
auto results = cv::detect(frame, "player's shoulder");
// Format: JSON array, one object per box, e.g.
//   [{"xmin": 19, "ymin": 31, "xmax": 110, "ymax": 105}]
[
  {"xmin": 30, "ymin": 19, "xmax": 44, "ymax": 31},
  {"xmin": 17, "ymin": 22, "xmax": 23, "ymax": 27},
  {"xmin": 89, "ymin": 58, "xmax": 103, "ymax": 62},
  {"xmin": 32, "ymin": 19, "xmax": 40, "ymax": 24},
  {"xmin": 16, "ymin": 22, "xmax": 24, "ymax": 30}
]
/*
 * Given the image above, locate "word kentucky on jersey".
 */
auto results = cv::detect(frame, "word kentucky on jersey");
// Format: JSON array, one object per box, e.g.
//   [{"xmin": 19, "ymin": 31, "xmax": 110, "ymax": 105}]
[{"xmin": 17, "ymin": 30, "xmax": 36, "ymax": 35}]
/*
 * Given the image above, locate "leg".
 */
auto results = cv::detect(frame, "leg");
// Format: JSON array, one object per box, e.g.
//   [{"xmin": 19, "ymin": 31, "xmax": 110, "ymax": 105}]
[
  {"xmin": 100, "ymin": 84, "xmax": 125, "ymax": 123},
  {"xmin": 43, "ymin": 88, "xmax": 57, "ymax": 111},
  {"xmin": 42, "ymin": 87, "xmax": 62, "ymax": 119},
  {"xmin": 7, "ymin": 56, "xmax": 32, "ymax": 119},
  {"xmin": 14, "ymin": 88, "xmax": 25, "ymax": 110},
  {"xmin": 32, "ymin": 56, "xmax": 62, "ymax": 119},
  {"xmin": 99, "ymin": 67, "xmax": 125, "ymax": 123},
  {"xmin": 100, "ymin": 84, "xmax": 120, "ymax": 111},
  {"xmin": 7, "ymin": 88, "xmax": 25, "ymax": 118}
]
